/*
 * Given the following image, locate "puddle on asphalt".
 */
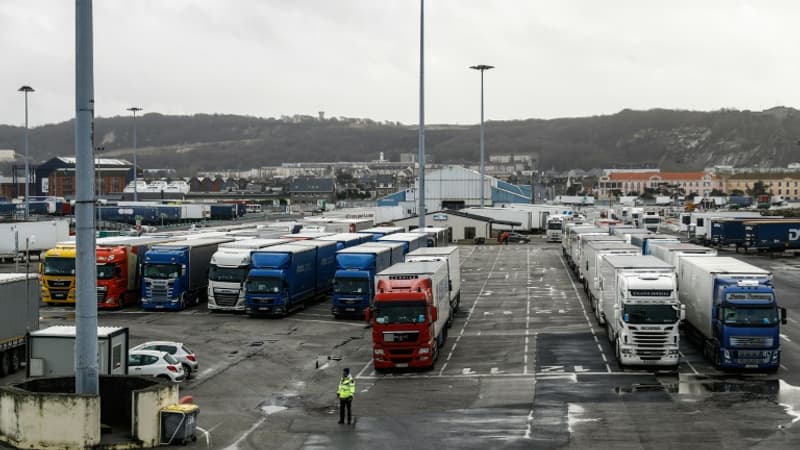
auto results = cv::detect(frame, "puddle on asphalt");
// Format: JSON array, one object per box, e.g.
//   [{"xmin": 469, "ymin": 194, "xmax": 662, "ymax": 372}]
[
  {"xmin": 260, "ymin": 405, "xmax": 287, "ymax": 415},
  {"xmin": 677, "ymin": 374, "xmax": 779, "ymax": 396},
  {"xmin": 778, "ymin": 380, "xmax": 800, "ymax": 427},
  {"xmin": 567, "ymin": 403, "xmax": 601, "ymax": 432}
]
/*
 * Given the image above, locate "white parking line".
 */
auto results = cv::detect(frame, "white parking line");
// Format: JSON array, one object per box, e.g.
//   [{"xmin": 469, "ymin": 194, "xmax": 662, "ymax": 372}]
[
  {"xmin": 559, "ymin": 255, "xmax": 612, "ymax": 373},
  {"xmin": 438, "ymin": 246, "xmax": 503, "ymax": 377},
  {"xmin": 679, "ymin": 352, "xmax": 700, "ymax": 375},
  {"xmin": 780, "ymin": 334, "xmax": 792, "ymax": 343},
  {"xmin": 524, "ymin": 247, "xmax": 531, "ymax": 375}
]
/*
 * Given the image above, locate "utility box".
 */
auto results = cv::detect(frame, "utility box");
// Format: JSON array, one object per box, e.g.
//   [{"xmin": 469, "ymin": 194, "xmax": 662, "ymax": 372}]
[{"xmin": 27, "ymin": 326, "xmax": 129, "ymax": 378}]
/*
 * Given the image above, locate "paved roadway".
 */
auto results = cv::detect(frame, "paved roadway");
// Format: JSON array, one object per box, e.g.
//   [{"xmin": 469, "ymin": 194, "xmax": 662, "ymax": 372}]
[{"xmin": 3, "ymin": 241, "xmax": 800, "ymax": 449}]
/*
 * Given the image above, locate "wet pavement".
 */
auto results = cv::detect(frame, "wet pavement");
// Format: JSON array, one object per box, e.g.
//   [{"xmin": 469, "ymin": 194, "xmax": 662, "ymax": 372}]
[{"xmin": 2, "ymin": 240, "xmax": 800, "ymax": 449}]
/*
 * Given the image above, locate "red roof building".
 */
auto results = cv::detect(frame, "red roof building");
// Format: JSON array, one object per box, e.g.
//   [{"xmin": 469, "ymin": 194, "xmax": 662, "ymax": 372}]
[{"xmin": 596, "ymin": 171, "xmax": 722, "ymax": 200}]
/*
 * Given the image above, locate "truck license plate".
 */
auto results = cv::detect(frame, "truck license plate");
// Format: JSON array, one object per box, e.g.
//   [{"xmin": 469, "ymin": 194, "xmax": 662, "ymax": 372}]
[
  {"xmin": 395, "ymin": 363, "xmax": 408, "ymax": 368},
  {"xmin": 345, "ymin": 308, "xmax": 355, "ymax": 312},
  {"xmin": 745, "ymin": 365, "xmax": 757, "ymax": 369},
  {"xmin": 259, "ymin": 307, "xmax": 271, "ymax": 311}
]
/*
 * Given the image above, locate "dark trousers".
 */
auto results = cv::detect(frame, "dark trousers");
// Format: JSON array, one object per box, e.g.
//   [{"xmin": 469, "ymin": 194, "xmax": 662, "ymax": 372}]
[{"xmin": 339, "ymin": 398, "xmax": 352, "ymax": 423}]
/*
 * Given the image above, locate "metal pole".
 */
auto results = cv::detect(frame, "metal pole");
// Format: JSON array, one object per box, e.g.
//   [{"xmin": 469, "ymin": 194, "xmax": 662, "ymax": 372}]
[
  {"xmin": 470, "ymin": 65, "xmax": 493, "ymax": 208},
  {"xmin": 417, "ymin": 0, "xmax": 426, "ymax": 229},
  {"xmin": 18, "ymin": 86, "xmax": 34, "ymax": 219},
  {"xmin": 75, "ymin": 0, "xmax": 99, "ymax": 395},
  {"xmin": 479, "ymin": 69, "xmax": 485, "ymax": 207},
  {"xmin": 128, "ymin": 107, "xmax": 142, "ymax": 201}
]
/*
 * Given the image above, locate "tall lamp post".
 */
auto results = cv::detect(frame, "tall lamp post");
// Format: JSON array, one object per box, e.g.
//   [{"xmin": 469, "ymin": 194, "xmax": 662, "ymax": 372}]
[
  {"xmin": 18, "ymin": 85, "xmax": 34, "ymax": 219},
  {"xmin": 469, "ymin": 65, "xmax": 493, "ymax": 207},
  {"xmin": 127, "ymin": 106, "xmax": 142, "ymax": 201},
  {"xmin": 417, "ymin": 0, "xmax": 426, "ymax": 229}
]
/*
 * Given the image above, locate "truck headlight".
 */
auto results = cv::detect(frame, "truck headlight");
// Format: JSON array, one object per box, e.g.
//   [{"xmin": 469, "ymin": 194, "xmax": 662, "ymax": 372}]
[
  {"xmin": 418, "ymin": 348, "xmax": 430, "ymax": 355},
  {"xmin": 771, "ymin": 351, "xmax": 780, "ymax": 362},
  {"xmin": 373, "ymin": 349, "xmax": 384, "ymax": 355},
  {"xmin": 723, "ymin": 349, "xmax": 731, "ymax": 362}
]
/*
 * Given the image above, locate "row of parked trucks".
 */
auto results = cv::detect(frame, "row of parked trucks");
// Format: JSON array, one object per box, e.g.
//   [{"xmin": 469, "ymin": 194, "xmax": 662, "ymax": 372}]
[
  {"xmin": 680, "ymin": 211, "xmax": 800, "ymax": 253},
  {"xmin": 563, "ymin": 221, "xmax": 787, "ymax": 371}
]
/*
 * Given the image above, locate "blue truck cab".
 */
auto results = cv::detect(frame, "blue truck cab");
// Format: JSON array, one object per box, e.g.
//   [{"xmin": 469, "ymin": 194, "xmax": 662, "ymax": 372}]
[
  {"xmin": 141, "ymin": 237, "xmax": 232, "ymax": 311},
  {"xmin": 712, "ymin": 278, "xmax": 786, "ymax": 370},
  {"xmin": 331, "ymin": 244, "xmax": 393, "ymax": 318},
  {"xmin": 245, "ymin": 244, "xmax": 316, "ymax": 316}
]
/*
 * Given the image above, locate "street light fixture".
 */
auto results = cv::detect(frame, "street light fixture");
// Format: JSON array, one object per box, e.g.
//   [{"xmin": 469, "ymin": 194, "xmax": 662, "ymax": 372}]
[
  {"xmin": 18, "ymin": 85, "xmax": 34, "ymax": 219},
  {"xmin": 126, "ymin": 106, "xmax": 142, "ymax": 201},
  {"xmin": 469, "ymin": 65, "xmax": 494, "ymax": 207}
]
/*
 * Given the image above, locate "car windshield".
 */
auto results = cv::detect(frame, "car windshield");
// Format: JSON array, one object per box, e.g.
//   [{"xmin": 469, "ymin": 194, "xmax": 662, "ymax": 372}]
[
  {"xmin": 209, "ymin": 266, "xmax": 248, "ymax": 283},
  {"xmin": 722, "ymin": 306, "xmax": 779, "ymax": 326},
  {"xmin": 623, "ymin": 304, "xmax": 679, "ymax": 324},
  {"xmin": 96, "ymin": 263, "xmax": 115, "ymax": 280},
  {"xmin": 44, "ymin": 257, "xmax": 74, "ymax": 275},
  {"xmin": 246, "ymin": 277, "xmax": 282, "ymax": 294},
  {"xmin": 374, "ymin": 301, "xmax": 427, "ymax": 325},
  {"xmin": 143, "ymin": 263, "xmax": 181, "ymax": 279},
  {"xmin": 334, "ymin": 278, "xmax": 370, "ymax": 295}
]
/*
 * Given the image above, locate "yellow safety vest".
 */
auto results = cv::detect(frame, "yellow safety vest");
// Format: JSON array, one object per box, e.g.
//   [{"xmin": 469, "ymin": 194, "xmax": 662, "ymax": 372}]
[{"xmin": 338, "ymin": 375, "xmax": 355, "ymax": 399}]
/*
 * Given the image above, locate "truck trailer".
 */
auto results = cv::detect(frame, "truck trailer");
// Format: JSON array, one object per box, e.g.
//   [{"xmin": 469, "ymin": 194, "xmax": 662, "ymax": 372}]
[
  {"xmin": 648, "ymin": 242, "xmax": 717, "ymax": 282},
  {"xmin": 0, "ymin": 274, "xmax": 39, "ymax": 377},
  {"xmin": 364, "ymin": 241, "xmax": 405, "ymax": 265},
  {"xmin": 332, "ymin": 244, "xmax": 393, "ymax": 318},
  {"xmin": 142, "ymin": 237, "xmax": 233, "ymax": 310},
  {"xmin": 287, "ymin": 239, "xmax": 338, "ymax": 298},
  {"xmin": 599, "ymin": 255, "xmax": 683, "ymax": 368},
  {"xmin": 583, "ymin": 241, "xmax": 640, "ymax": 309},
  {"xmin": 678, "ymin": 256, "xmax": 786, "ymax": 371},
  {"xmin": 744, "ymin": 219, "xmax": 800, "ymax": 253},
  {"xmin": 368, "ymin": 260, "xmax": 450, "ymax": 370},
  {"xmin": 377, "ymin": 232, "xmax": 428, "ymax": 254},
  {"xmin": 207, "ymin": 238, "xmax": 290, "ymax": 311},
  {"xmin": 405, "ymin": 246, "xmax": 462, "ymax": 312},
  {"xmin": 575, "ymin": 235, "xmax": 625, "ymax": 281},
  {"xmin": 628, "ymin": 234, "xmax": 681, "ymax": 255},
  {"xmin": 245, "ymin": 244, "xmax": 317, "ymax": 316}
]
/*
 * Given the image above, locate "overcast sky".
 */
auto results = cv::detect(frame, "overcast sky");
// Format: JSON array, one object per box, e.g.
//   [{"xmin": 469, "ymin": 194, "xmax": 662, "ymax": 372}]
[{"xmin": 2, "ymin": 0, "xmax": 800, "ymax": 127}]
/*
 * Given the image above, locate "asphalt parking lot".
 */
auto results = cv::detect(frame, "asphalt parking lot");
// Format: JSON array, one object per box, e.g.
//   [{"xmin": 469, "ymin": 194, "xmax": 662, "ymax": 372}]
[{"xmin": 3, "ymin": 240, "xmax": 800, "ymax": 449}]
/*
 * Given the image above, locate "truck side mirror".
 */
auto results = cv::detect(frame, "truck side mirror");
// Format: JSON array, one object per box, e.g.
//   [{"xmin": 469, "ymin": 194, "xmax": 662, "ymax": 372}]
[
  {"xmin": 680, "ymin": 304, "xmax": 686, "ymax": 322},
  {"xmin": 781, "ymin": 307, "xmax": 787, "ymax": 325}
]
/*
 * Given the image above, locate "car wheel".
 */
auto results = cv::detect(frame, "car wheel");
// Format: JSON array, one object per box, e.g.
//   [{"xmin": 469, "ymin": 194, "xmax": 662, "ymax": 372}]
[
  {"xmin": 157, "ymin": 375, "xmax": 171, "ymax": 382},
  {"xmin": 182, "ymin": 364, "xmax": 192, "ymax": 379}
]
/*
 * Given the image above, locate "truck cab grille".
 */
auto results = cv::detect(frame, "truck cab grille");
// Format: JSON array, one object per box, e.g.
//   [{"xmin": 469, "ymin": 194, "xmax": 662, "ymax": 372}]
[
  {"xmin": 730, "ymin": 336, "xmax": 774, "ymax": 348},
  {"xmin": 213, "ymin": 290, "xmax": 240, "ymax": 307}
]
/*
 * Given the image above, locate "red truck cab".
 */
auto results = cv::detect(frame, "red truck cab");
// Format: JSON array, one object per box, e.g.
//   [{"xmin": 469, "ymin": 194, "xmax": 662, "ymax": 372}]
[
  {"xmin": 367, "ymin": 278, "xmax": 440, "ymax": 370},
  {"xmin": 96, "ymin": 246, "xmax": 131, "ymax": 309}
]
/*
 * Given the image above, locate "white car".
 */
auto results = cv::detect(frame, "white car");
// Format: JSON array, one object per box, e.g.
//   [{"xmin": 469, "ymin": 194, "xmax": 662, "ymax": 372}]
[
  {"xmin": 130, "ymin": 341, "xmax": 199, "ymax": 378},
  {"xmin": 128, "ymin": 349, "xmax": 186, "ymax": 383}
]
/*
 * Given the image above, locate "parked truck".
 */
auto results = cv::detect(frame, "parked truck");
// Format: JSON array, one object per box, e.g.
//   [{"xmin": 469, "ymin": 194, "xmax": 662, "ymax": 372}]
[
  {"xmin": 141, "ymin": 237, "xmax": 233, "ymax": 311},
  {"xmin": 377, "ymin": 232, "xmax": 428, "ymax": 254},
  {"xmin": 0, "ymin": 220, "xmax": 70, "ymax": 261},
  {"xmin": 317, "ymin": 232, "xmax": 373, "ymax": 251},
  {"xmin": 599, "ymin": 255, "xmax": 683, "ymax": 368},
  {"xmin": 568, "ymin": 228, "xmax": 610, "ymax": 272},
  {"xmin": 648, "ymin": 242, "xmax": 717, "ymax": 282},
  {"xmin": 332, "ymin": 244, "xmax": 393, "ymax": 318},
  {"xmin": 245, "ymin": 244, "xmax": 317, "ymax": 316},
  {"xmin": 546, "ymin": 215, "xmax": 565, "ymax": 242},
  {"xmin": 40, "ymin": 243, "xmax": 77, "ymax": 304},
  {"xmin": 96, "ymin": 236, "xmax": 181, "ymax": 309},
  {"xmin": 629, "ymin": 234, "xmax": 680, "ymax": 255},
  {"xmin": 405, "ymin": 246, "xmax": 462, "ymax": 312},
  {"xmin": 0, "ymin": 274, "xmax": 39, "ymax": 377},
  {"xmin": 744, "ymin": 219, "xmax": 800, "ymax": 254},
  {"xmin": 207, "ymin": 238, "xmax": 290, "ymax": 311},
  {"xmin": 575, "ymin": 235, "xmax": 625, "ymax": 281},
  {"xmin": 584, "ymin": 242, "xmax": 641, "ymax": 315},
  {"xmin": 365, "ymin": 241, "xmax": 405, "ymax": 265},
  {"xmin": 358, "ymin": 226, "xmax": 404, "ymax": 241},
  {"xmin": 678, "ymin": 256, "xmax": 786, "ymax": 371},
  {"xmin": 287, "ymin": 239, "xmax": 338, "ymax": 298},
  {"xmin": 367, "ymin": 260, "xmax": 450, "ymax": 370}
]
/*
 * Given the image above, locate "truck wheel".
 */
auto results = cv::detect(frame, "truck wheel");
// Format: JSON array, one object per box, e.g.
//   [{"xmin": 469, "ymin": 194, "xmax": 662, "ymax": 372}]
[
  {"xmin": 606, "ymin": 323, "xmax": 614, "ymax": 343},
  {"xmin": 0, "ymin": 352, "xmax": 10, "ymax": 376},
  {"xmin": 615, "ymin": 340, "xmax": 621, "ymax": 362},
  {"xmin": 9, "ymin": 349, "xmax": 21, "ymax": 373},
  {"xmin": 179, "ymin": 293, "xmax": 187, "ymax": 310}
]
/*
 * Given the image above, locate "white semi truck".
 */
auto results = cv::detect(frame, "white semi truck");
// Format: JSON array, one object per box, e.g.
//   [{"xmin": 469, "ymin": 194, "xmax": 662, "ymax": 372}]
[
  {"xmin": 576, "ymin": 235, "xmax": 625, "ymax": 282},
  {"xmin": 207, "ymin": 238, "xmax": 289, "ymax": 311},
  {"xmin": 599, "ymin": 255, "xmax": 683, "ymax": 368}
]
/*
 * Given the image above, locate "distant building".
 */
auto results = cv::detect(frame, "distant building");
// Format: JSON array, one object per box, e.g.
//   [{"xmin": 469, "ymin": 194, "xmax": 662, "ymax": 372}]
[
  {"xmin": 34, "ymin": 157, "xmax": 132, "ymax": 197},
  {"xmin": 596, "ymin": 171, "xmax": 721, "ymax": 200},
  {"xmin": 0, "ymin": 150, "xmax": 17, "ymax": 162},
  {"xmin": 724, "ymin": 172, "xmax": 800, "ymax": 201},
  {"xmin": 289, "ymin": 176, "xmax": 336, "ymax": 211}
]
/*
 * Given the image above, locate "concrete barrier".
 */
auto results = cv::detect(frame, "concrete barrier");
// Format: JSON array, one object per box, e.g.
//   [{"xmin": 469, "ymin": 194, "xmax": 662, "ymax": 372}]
[{"xmin": 0, "ymin": 376, "xmax": 179, "ymax": 449}]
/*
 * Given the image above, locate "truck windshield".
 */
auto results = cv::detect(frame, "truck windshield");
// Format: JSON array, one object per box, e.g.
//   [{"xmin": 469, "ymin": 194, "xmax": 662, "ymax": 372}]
[
  {"xmin": 547, "ymin": 222, "xmax": 562, "ymax": 230},
  {"xmin": 644, "ymin": 218, "xmax": 660, "ymax": 224},
  {"xmin": 722, "ymin": 306, "xmax": 779, "ymax": 326},
  {"xmin": 246, "ymin": 277, "xmax": 282, "ymax": 294},
  {"xmin": 374, "ymin": 301, "xmax": 427, "ymax": 325},
  {"xmin": 44, "ymin": 257, "xmax": 75, "ymax": 275},
  {"xmin": 334, "ymin": 278, "xmax": 370, "ymax": 295},
  {"xmin": 96, "ymin": 264, "xmax": 116, "ymax": 280},
  {"xmin": 143, "ymin": 263, "xmax": 181, "ymax": 279},
  {"xmin": 209, "ymin": 266, "xmax": 248, "ymax": 283},
  {"xmin": 623, "ymin": 304, "xmax": 679, "ymax": 324}
]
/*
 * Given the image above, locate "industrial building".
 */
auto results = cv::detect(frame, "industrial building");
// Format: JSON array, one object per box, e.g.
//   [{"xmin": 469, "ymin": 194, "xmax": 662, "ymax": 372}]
[{"xmin": 391, "ymin": 209, "xmax": 521, "ymax": 242}]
